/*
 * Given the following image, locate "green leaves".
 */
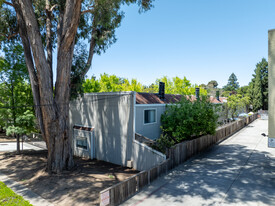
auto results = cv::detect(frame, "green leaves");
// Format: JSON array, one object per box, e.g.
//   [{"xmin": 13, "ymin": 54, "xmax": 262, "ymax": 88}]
[
  {"xmin": 226, "ymin": 94, "xmax": 249, "ymax": 119},
  {"xmin": 155, "ymin": 76, "xmax": 208, "ymax": 95},
  {"xmin": 223, "ymin": 73, "xmax": 239, "ymax": 91},
  {"xmin": 0, "ymin": 42, "xmax": 36, "ymax": 136},
  {"xmin": 160, "ymin": 96, "xmax": 218, "ymax": 146},
  {"xmin": 249, "ymin": 58, "xmax": 268, "ymax": 111}
]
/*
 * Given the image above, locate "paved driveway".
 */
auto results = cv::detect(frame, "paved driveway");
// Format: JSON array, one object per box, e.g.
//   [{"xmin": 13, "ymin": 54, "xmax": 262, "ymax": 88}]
[{"xmin": 123, "ymin": 119, "xmax": 275, "ymax": 206}]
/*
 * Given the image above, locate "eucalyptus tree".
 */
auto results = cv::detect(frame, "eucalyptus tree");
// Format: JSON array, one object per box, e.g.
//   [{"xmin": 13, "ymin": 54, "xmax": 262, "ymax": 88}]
[{"xmin": 0, "ymin": 0, "xmax": 154, "ymax": 173}]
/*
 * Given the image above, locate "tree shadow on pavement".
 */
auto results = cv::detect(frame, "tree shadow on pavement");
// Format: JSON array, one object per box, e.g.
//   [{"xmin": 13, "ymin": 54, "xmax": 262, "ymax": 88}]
[{"xmin": 133, "ymin": 144, "xmax": 275, "ymax": 206}]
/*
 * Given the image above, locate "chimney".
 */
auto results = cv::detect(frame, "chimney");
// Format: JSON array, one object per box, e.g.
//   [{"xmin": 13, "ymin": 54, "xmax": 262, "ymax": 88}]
[
  {"xmin": 159, "ymin": 82, "xmax": 165, "ymax": 99},
  {"xmin": 216, "ymin": 91, "xmax": 220, "ymax": 101},
  {"xmin": 195, "ymin": 88, "xmax": 200, "ymax": 100}
]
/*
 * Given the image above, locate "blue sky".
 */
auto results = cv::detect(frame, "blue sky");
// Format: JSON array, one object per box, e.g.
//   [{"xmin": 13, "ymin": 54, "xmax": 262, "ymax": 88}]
[{"xmin": 87, "ymin": 0, "xmax": 275, "ymax": 87}]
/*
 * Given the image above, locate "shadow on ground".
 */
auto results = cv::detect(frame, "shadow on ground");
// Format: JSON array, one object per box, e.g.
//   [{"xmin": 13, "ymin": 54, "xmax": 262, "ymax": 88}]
[
  {"xmin": 132, "ymin": 143, "xmax": 275, "ymax": 206},
  {"xmin": 0, "ymin": 150, "xmax": 138, "ymax": 206}
]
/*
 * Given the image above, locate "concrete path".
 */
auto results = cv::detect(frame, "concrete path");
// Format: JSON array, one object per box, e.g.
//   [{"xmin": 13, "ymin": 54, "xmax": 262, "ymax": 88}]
[
  {"xmin": 0, "ymin": 172, "xmax": 54, "ymax": 206},
  {"xmin": 123, "ymin": 119, "xmax": 275, "ymax": 206},
  {"xmin": 0, "ymin": 141, "xmax": 45, "ymax": 152}
]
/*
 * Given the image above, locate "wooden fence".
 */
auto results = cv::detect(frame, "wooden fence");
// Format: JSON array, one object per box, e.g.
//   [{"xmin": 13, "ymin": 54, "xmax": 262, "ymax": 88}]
[{"xmin": 99, "ymin": 114, "xmax": 258, "ymax": 206}]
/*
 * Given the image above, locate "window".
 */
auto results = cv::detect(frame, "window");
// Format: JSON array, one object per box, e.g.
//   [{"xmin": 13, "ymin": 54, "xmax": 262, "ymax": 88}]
[
  {"xmin": 76, "ymin": 137, "xmax": 88, "ymax": 150},
  {"xmin": 144, "ymin": 109, "xmax": 156, "ymax": 124}
]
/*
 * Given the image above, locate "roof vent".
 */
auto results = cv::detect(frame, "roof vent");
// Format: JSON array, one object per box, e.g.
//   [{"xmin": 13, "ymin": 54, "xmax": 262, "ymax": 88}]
[
  {"xmin": 195, "ymin": 88, "xmax": 200, "ymax": 100},
  {"xmin": 216, "ymin": 91, "xmax": 220, "ymax": 101},
  {"xmin": 159, "ymin": 82, "xmax": 165, "ymax": 99}
]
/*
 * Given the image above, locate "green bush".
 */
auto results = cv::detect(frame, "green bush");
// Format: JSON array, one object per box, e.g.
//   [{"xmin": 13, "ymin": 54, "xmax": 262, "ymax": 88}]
[
  {"xmin": 152, "ymin": 134, "xmax": 175, "ymax": 154},
  {"xmin": 160, "ymin": 96, "xmax": 218, "ymax": 145}
]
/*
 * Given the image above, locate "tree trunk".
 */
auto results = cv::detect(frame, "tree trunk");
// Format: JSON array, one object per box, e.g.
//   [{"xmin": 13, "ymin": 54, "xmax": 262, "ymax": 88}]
[
  {"xmin": 16, "ymin": 134, "xmax": 20, "ymax": 154},
  {"xmin": 14, "ymin": 0, "xmax": 81, "ymax": 173}
]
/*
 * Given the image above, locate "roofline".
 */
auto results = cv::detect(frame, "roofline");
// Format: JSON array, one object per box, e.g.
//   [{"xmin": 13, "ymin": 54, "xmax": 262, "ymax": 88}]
[{"xmin": 84, "ymin": 91, "xmax": 134, "ymax": 96}]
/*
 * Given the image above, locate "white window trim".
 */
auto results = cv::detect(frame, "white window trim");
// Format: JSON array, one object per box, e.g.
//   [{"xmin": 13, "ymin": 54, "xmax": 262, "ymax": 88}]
[
  {"xmin": 75, "ymin": 135, "xmax": 89, "ymax": 151},
  {"xmin": 73, "ymin": 127, "xmax": 94, "ymax": 153},
  {"xmin": 143, "ymin": 108, "xmax": 157, "ymax": 125}
]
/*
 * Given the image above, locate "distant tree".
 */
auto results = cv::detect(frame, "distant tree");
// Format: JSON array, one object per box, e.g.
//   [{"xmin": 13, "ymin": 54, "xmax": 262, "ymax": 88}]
[
  {"xmin": 81, "ymin": 74, "xmax": 208, "ymax": 96},
  {"xmin": 207, "ymin": 80, "xmax": 218, "ymax": 88},
  {"xmin": 249, "ymin": 58, "xmax": 268, "ymax": 111},
  {"xmin": 83, "ymin": 76, "xmax": 101, "ymax": 93},
  {"xmin": 199, "ymin": 84, "xmax": 207, "ymax": 89},
  {"xmin": 227, "ymin": 94, "xmax": 249, "ymax": 119},
  {"xmin": 83, "ymin": 74, "xmax": 145, "ymax": 93},
  {"xmin": 0, "ymin": 43, "xmax": 36, "ymax": 154},
  {"xmin": 223, "ymin": 73, "xmax": 240, "ymax": 91},
  {"xmin": 155, "ymin": 76, "xmax": 207, "ymax": 96},
  {"xmin": 143, "ymin": 83, "xmax": 158, "ymax": 93},
  {"xmin": 121, "ymin": 79, "xmax": 143, "ymax": 92},
  {"xmin": 237, "ymin": 86, "xmax": 249, "ymax": 96}
]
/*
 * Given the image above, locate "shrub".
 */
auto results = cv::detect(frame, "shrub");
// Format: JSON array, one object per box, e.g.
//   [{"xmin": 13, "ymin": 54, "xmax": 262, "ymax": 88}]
[
  {"xmin": 152, "ymin": 134, "xmax": 175, "ymax": 154},
  {"xmin": 161, "ymin": 96, "xmax": 218, "ymax": 144}
]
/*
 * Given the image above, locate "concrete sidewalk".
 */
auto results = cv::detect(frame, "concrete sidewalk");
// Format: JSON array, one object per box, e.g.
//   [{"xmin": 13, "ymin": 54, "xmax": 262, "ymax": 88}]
[
  {"xmin": 0, "ymin": 172, "xmax": 54, "ymax": 206},
  {"xmin": 123, "ymin": 119, "xmax": 275, "ymax": 206},
  {"xmin": 0, "ymin": 141, "xmax": 46, "ymax": 152}
]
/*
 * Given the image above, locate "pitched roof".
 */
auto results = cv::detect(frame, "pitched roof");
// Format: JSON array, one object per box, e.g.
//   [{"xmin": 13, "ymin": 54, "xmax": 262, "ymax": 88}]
[
  {"xmin": 136, "ymin": 93, "xmax": 227, "ymax": 104},
  {"xmin": 136, "ymin": 93, "xmax": 183, "ymax": 104},
  {"xmin": 209, "ymin": 96, "xmax": 227, "ymax": 104}
]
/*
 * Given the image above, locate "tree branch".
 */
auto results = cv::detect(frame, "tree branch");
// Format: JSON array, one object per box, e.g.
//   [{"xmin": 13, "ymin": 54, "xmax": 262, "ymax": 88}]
[
  {"xmin": 81, "ymin": 9, "xmax": 93, "ymax": 15},
  {"xmin": 4, "ymin": 1, "xmax": 14, "ymax": 7},
  {"xmin": 17, "ymin": 0, "xmax": 56, "ymax": 143},
  {"xmin": 0, "ymin": 32, "xmax": 18, "ymax": 40},
  {"xmin": 11, "ymin": 0, "xmax": 45, "ymax": 137},
  {"xmin": 55, "ymin": 0, "xmax": 81, "ymax": 103},
  {"xmin": 7, "ymin": 32, "xmax": 18, "ymax": 40},
  {"xmin": 60, "ymin": 0, "xmax": 82, "ymax": 51},
  {"xmin": 80, "ymin": 30, "xmax": 96, "ymax": 80},
  {"xmin": 50, "ymin": 4, "xmax": 58, "ymax": 12},
  {"xmin": 46, "ymin": 0, "xmax": 53, "ymax": 89}
]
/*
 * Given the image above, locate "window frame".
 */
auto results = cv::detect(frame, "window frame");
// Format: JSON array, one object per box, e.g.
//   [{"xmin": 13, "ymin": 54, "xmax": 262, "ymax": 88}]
[
  {"xmin": 76, "ymin": 136, "xmax": 88, "ymax": 151},
  {"xmin": 143, "ymin": 108, "xmax": 157, "ymax": 125}
]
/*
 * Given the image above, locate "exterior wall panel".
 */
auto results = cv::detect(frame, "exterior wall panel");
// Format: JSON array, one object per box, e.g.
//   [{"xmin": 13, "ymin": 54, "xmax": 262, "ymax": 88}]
[
  {"xmin": 69, "ymin": 92, "xmax": 135, "ymax": 166},
  {"xmin": 135, "ymin": 105, "xmax": 166, "ymax": 140}
]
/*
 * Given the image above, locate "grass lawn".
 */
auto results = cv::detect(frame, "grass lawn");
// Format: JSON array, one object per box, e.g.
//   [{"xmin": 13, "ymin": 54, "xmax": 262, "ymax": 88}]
[{"xmin": 0, "ymin": 181, "xmax": 32, "ymax": 206}]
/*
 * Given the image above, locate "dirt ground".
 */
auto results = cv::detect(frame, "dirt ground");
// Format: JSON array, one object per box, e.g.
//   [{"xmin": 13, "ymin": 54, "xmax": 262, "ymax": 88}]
[{"xmin": 0, "ymin": 150, "xmax": 138, "ymax": 206}]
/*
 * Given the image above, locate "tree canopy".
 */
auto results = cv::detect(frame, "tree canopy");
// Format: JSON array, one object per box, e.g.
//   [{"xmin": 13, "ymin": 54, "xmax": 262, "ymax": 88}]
[
  {"xmin": 0, "ymin": 0, "xmax": 154, "ymax": 173},
  {"xmin": 223, "ymin": 73, "xmax": 240, "ymax": 91},
  {"xmin": 82, "ymin": 74, "xmax": 208, "ymax": 96},
  {"xmin": 207, "ymin": 80, "xmax": 218, "ymax": 88},
  {"xmin": 249, "ymin": 58, "xmax": 268, "ymax": 111}
]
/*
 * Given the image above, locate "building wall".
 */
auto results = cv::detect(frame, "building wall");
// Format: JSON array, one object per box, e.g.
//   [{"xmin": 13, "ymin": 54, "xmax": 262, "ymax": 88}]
[
  {"xmin": 69, "ymin": 92, "xmax": 135, "ymax": 166},
  {"xmin": 131, "ymin": 140, "xmax": 166, "ymax": 171},
  {"xmin": 135, "ymin": 104, "xmax": 166, "ymax": 140}
]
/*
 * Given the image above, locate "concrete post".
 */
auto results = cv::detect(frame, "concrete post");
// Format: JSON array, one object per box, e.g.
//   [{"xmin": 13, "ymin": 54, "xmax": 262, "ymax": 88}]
[{"xmin": 268, "ymin": 29, "xmax": 275, "ymax": 147}]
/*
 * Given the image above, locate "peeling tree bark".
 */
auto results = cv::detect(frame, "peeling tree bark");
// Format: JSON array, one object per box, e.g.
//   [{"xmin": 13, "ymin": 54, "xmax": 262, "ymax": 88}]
[{"xmin": 12, "ymin": 0, "xmax": 82, "ymax": 173}]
